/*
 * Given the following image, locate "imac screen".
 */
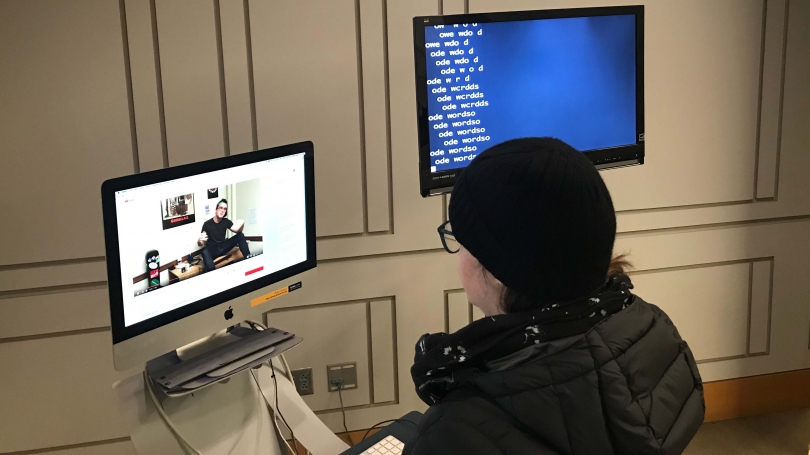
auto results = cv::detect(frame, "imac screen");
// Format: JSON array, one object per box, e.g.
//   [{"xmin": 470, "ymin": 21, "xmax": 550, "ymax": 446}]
[{"xmin": 113, "ymin": 153, "xmax": 307, "ymax": 327}]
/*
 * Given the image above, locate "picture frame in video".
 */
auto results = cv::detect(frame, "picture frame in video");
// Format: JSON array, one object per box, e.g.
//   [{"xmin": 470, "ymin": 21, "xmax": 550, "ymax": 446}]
[{"xmin": 161, "ymin": 194, "xmax": 196, "ymax": 230}]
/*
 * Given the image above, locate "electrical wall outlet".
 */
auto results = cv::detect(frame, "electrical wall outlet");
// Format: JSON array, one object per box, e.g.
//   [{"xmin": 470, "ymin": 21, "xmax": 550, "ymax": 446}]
[
  {"xmin": 292, "ymin": 367, "xmax": 314, "ymax": 396},
  {"xmin": 327, "ymin": 362, "xmax": 358, "ymax": 392}
]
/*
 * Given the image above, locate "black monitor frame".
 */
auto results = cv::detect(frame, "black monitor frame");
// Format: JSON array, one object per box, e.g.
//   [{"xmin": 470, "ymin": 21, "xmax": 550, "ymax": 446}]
[
  {"xmin": 413, "ymin": 6, "xmax": 645, "ymax": 197},
  {"xmin": 101, "ymin": 141, "xmax": 317, "ymax": 344}
]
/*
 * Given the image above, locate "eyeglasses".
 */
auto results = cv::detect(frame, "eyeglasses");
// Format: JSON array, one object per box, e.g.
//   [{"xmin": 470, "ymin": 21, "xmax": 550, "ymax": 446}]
[
  {"xmin": 216, "ymin": 206, "xmax": 227, "ymax": 211},
  {"xmin": 437, "ymin": 220, "xmax": 459, "ymax": 254}
]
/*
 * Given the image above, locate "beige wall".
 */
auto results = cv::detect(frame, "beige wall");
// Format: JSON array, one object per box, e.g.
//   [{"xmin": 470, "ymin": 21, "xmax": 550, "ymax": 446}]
[{"xmin": 1, "ymin": 0, "xmax": 809, "ymax": 453}]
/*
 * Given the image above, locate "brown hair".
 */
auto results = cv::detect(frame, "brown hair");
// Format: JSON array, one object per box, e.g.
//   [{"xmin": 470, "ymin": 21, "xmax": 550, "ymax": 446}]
[
  {"xmin": 499, "ymin": 253, "xmax": 633, "ymax": 314},
  {"xmin": 606, "ymin": 253, "xmax": 633, "ymax": 277}
]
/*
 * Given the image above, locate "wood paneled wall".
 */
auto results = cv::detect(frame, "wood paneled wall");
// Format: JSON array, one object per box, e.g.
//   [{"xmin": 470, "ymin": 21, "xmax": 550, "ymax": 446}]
[{"xmin": 1, "ymin": 0, "xmax": 809, "ymax": 453}]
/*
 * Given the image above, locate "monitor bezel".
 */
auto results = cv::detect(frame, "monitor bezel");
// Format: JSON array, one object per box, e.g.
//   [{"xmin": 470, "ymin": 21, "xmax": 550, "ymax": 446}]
[
  {"xmin": 101, "ymin": 141, "xmax": 317, "ymax": 345},
  {"xmin": 413, "ymin": 6, "xmax": 645, "ymax": 197}
]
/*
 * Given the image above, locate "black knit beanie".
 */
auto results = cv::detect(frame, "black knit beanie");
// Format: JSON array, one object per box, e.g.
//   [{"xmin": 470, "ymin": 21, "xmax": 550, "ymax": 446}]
[{"xmin": 448, "ymin": 137, "xmax": 617, "ymax": 305}]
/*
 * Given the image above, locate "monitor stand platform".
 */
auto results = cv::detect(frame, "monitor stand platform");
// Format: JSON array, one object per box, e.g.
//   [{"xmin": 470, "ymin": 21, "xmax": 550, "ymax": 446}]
[
  {"xmin": 145, "ymin": 324, "xmax": 296, "ymax": 392},
  {"xmin": 112, "ymin": 323, "xmax": 350, "ymax": 455}
]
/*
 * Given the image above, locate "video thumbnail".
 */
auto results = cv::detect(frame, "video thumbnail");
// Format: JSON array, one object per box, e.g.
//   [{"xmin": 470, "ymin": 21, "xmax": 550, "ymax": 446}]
[
  {"xmin": 161, "ymin": 194, "xmax": 196, "ymax": 229},
  {"xmin": 132, "ymin": 178, "xmax": 265, "ymax": 296}
]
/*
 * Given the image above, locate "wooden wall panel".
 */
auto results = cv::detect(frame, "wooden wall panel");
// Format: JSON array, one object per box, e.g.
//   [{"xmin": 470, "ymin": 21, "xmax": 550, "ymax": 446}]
[
  {"xmin": 248, "ymin": 0, "xmax": 365, "ymax": 237},
  {"xmin": 446, "ymin": 290, "xmax": 485, "ymax": 332},
  {"xmin": 41, "ymin": 439, "xmax": 137, "ymax": 455},
  {"xmin": 774, "ymin": 0, "xmax": 810, "ymax": 208},
  {"xmin": 445, "ymin": 258, "xmax": 778, "ymax": 365},
  {"xmin": 749, "ymin": 259, "xmax": 773, "ymax": 355},
  {"xmin": 472, "ymin": 303, "xmax": 484, "ymax": 321},
  {"xmin": 0, "ymin": 259, "xmax": 107, "ymax": 294},
  {"xmin": 446, "ymin": 290, "xmax": 468, "ymax": 333},
  {"xmin": 123, "ymin": 0, "xmax": 166, "ymax": 172},
  {"xmin": 315, "ymin": 20, "xmax": 446, "ymax": 259},
  {"xmin": 219, "ymin": 0, "xmax": 256, "ymax": 155},
  {"xmin": 443, "ymin": 0, "xmax": 467, "ymax": 15},
  {"xmin": 617, "ymin": 0, "xmax": 810, "ymax": 239},
  {"xmin": 755, "ymin": 0, "xmax": 788, "ymax": 200},
  {"xmin": 610, "ymin": 0, "xmax": 761, "ymax": 210},
  {"xmin": 261, "ymin": 297, "xmax": 398, "ymax": 434},
  {"xmin": 380, "ymin": 0, "xmax": 444, "ymax": 243},
  {"xmin": 0, "ymin": 0, "xmax": 134, "ymax": 265},
  {"xmin": 0, "ymin": 284, "xmax": 109, "ymax": 340},
  {"xmin": 0, "ymin": 331, "xmax": 130, "ymax": 453},
  {"xmin": 613, "ymin": 0, "xmax": 810, "ymax": 244},
  {"xmin": 370, "ymin": 299, "xmax": 396, "ymax": 404},
  {"xmin": 632, "ymin": 262, "xmax": 753, "ymax": 362},
  {"xmin": 265, "ymin": 299, "xmax": 395, "ymax": 413},
  {"xmin": 615, "ymin": 222, "xmax": 810, "ymax": 383},
  {"xmin": 360, "ymin": 0, "xmax": 393, "ymax": 233},
  {"xmin": 155, "ymin": 0, "xmax": 226, "ymax": 165}
]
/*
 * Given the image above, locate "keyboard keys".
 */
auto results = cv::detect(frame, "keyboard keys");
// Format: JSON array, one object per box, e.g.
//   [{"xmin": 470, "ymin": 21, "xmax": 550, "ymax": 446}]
[{"xmin": 361, "ymin": 435, "xmax": 405, "ymax": 455}]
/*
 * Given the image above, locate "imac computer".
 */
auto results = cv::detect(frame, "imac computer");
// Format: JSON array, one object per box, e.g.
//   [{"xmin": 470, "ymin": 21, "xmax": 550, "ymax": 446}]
[
  {"xmin": 413, "ymin": 6, "xmax": 645, "ymax": 196},
  {"xmin": 101, "ymin": 141, "xmax": 316, "ymax": 371}
]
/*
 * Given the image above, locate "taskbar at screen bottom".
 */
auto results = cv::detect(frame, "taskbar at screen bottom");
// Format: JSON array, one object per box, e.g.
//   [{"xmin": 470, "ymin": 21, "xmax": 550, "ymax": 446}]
[
  {"xmin": 419, "ymin": 145, "xmax": 644, "ymax": 197},
  {"xmin": 420, "ymin": 168, "xmax": 462, "ymax": 197}
]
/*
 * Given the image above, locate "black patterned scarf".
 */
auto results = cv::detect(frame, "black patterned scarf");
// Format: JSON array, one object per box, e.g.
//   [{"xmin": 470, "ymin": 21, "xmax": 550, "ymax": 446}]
[{"xmin": 411, "ymin": 273, "xmax": 635, "ymax": 405}]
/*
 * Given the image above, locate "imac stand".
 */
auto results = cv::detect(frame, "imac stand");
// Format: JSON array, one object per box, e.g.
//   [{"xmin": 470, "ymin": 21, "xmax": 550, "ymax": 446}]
[{"xmin": 112, "ymin": 323, "xmax": 350, "ymax": 455}]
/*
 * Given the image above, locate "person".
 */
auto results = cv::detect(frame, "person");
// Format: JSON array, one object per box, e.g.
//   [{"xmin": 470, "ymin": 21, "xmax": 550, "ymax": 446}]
[
  {"xmin": 198, "ymin": 198, "xmax": 250, "ymax": 271},
  {"xmin": 403, "ymin": 138, "xmax": 704, "ymax": 455}
]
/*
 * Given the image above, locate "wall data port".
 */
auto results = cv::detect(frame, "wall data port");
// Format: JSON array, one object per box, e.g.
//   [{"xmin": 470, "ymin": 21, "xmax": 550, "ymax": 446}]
[{"xmin": 327, "ymin": 362, "xmax": 358, "ymax": 392}]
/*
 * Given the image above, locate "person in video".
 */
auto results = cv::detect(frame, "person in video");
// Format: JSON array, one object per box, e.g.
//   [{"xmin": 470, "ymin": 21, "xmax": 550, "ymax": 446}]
[
  {"xmin": 198, "ymin": 198, "xmax": 250, "ymax": 271},
  {"xmin": 404, "ymin": 138, "xmax": 704, "ymax": 455}
]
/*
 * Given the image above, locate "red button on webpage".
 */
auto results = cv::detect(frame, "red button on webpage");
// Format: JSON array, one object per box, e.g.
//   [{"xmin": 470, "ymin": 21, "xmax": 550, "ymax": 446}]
[{"xmin": 245, "ymin": 266, "xmax": 264, "ymax": 276}]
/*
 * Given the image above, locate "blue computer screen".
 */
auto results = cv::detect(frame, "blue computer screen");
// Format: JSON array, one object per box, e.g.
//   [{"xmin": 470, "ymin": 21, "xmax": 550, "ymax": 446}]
[{"xmin": 423, "ymin": 14, "xmax": 637, "ymax": 172}]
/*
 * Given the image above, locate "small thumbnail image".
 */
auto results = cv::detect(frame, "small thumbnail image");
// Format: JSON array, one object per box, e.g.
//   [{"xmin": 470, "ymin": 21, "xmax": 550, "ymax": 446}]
[
  {"xmin": 161, "ymin": 194, "xmax": 196, "ymax": 230},
  {"xmin": 145, "ymin": 250, "xmax": 160, "ymax": 291}
]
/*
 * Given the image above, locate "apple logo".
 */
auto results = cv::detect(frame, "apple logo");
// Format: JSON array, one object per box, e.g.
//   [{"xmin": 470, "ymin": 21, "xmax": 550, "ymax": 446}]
[{"xmin": 224, "ymin": 306, "xmax": 234, "ymax": 320}]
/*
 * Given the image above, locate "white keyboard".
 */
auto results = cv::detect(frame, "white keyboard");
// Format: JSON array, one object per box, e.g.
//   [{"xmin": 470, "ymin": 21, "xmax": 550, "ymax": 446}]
[{"xmin": 361, "ymin": 435, "xmax": 404, "ymax": 455}]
